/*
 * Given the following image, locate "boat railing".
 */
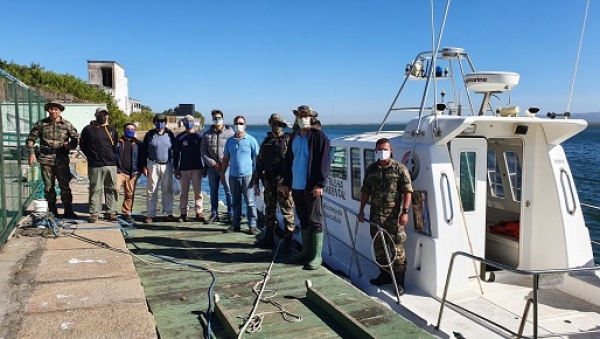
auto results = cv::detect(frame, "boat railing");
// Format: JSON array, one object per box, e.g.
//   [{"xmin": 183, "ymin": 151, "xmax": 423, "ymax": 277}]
[{"xmin": 436, "ymin": 251, "xmax": 600, "ymax": 339}]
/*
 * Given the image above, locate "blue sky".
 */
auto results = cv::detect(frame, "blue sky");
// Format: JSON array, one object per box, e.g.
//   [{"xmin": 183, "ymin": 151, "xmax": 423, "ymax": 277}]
[{"xmin": 2, "ymin": 1, "xmax": 598, "ymax": 123}]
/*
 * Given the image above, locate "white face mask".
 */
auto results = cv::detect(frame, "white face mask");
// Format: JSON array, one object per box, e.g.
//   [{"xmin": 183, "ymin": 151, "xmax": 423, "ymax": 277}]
[
  {"xmin": 234, "ymin": 124, "xmax": 246, "ymax": 133},
  {"xmin": 213, "ymin": 117, "xmax": 223, "ymax": 125},
  {"xmin": 376, "ymin": 150, "xmax": 391, "ymax": 161},
  {"xmin": 298, "ymin": 117, "xmax": 311, "ymax": 129}
]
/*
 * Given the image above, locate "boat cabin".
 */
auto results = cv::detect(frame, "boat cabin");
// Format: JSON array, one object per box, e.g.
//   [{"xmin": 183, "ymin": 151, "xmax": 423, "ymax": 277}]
[{"xmin": 321, "ymin": 47, "xmax": 595, "ymax": 297}]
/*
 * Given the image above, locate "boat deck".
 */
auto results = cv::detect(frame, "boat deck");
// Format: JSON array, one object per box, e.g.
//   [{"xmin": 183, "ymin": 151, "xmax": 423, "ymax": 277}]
[{"xmin": 125, "ymin": 188, "xmax": 435, "ymax": 339}]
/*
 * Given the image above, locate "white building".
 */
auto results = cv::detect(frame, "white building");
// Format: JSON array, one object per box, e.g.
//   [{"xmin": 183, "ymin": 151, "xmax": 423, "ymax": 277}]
[{"xmin": 87, "ymin": 61, "xmax": 142, "ymax": 115}]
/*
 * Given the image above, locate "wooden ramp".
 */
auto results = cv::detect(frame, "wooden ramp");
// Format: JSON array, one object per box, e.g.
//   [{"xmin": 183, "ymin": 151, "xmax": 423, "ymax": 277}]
[{"xmin": 125, "ymin": 190, "xmax": 435, "ymax": 339}]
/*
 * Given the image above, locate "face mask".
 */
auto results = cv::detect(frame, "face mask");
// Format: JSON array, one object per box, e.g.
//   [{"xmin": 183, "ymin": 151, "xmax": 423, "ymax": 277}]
[
  {"xmin": 183, "ymin": 121, "xmax": 194, "ymax": 130},
  {"xmin": 213, "ymin": 117, "xmax": 223, "ymax": 125},
  {"xmin": 376, "ymin": 150, "xmax": 391, "ymax": 161},
  {"xmin": 96, "ymin": 116, "xmax": 107, "ymax": 124},
  {"xmin": 271, "ymin": 126, "xmax": 283, "ymax": 135},
  {"xmin": 297, "ymin": 117, "xmax": 311, "ymax": 129},
  {"xmin": 124, "ymin": 130, "xmax": 135, "ymax": 138},
  {"xmin": 155, "ymin": 122, "xmax": 166, "ymax": 130},
  {"xmin": 234, "ymin": 124, "xmax": 246, "ymax": 133}
]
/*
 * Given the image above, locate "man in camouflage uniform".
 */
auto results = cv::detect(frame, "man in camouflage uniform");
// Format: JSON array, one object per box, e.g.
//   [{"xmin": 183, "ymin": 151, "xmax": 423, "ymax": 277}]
[
  {"xmin": 357, "ymin": 138, "xmax": 413, "ymax": 295},
  {"xmin": 26, "ymin": 102, "xmax": 79, "ymax": 218},
  {"xmin": 253, "ymin": 114, "xmax": 295, "ymax": 252}
]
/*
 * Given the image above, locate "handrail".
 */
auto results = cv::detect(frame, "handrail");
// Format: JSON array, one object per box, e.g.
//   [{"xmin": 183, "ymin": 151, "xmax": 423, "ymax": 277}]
[
  {"xmin": 436, "ymin": 251, "xmax": 600, "ymax": 339},
  {"xmin": 440, "ymin": 172, "xmax": 454, "ymax": 223}
]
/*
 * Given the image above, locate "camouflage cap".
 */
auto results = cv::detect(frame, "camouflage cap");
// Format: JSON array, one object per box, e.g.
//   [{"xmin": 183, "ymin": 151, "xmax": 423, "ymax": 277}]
[
  {"xmin": 292, "ymin": 105, "xmax": 318, "ymax": 117},
  {"xmin": 154, "ymin": 113, "xmax": 167, "ymax": 121},
  {"xmin": 44, "ymin": 102, "xmax": 65, "ymax": 112},
  {"xmin": 268, "ymin": 113, "xmax": 288, "ymax": 125}
]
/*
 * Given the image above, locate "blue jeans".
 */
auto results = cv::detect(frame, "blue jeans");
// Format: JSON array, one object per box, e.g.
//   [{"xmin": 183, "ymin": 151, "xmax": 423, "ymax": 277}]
[
  {"xmin": 207, "ymin": 167, "xmax": 232, "ymax": 217},
  {"xmin": 229, "ymin": 175, "xmax": 257, "ymax": 229}
]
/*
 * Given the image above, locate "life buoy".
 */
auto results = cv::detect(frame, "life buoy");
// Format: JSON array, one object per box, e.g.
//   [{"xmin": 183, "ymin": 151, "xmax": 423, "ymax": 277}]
[{"xmin": 401, "ymin": 151, "xmax": 420, "ymax": 181}]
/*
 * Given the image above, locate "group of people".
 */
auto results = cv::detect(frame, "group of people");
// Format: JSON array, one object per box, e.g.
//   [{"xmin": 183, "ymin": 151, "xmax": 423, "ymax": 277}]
[{"xmin": 26, "ymin": 102, "xmax": 413, "ymax": 288}]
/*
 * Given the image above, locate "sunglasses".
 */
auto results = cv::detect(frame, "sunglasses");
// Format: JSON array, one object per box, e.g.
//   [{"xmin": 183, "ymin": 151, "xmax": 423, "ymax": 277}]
[{"xmin": 234, "ymin": 122, "xmax": 245, "ymax": 125}]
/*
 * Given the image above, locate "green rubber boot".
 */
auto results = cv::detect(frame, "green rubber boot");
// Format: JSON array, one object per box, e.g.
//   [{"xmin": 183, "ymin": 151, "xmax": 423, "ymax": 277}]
[
  {"xmin": 304, "ymin": 231, "xmax": 324, "ymax": 270},
  {"xmin": 290, "ymin": 229, "xmax": 312, "ymax": 263}
]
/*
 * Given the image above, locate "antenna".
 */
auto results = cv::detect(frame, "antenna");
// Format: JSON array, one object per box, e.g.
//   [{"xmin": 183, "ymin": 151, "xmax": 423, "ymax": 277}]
[
  {"xmin": 329, "ymin": 88, "xmax": 337, "ymax": 124},
  {"xmin": 566, "ymin": 0, "xmax": 590, "ymax": 114}
]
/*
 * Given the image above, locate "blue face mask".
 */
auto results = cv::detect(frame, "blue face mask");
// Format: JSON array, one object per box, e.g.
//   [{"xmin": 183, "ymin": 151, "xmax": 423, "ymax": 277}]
[
  {"xmin": 184, "ymin": 121, "xmax": 194, "ymax": 130},
  {"xmin": 155, "ymin": 122, "xmax": 166, "ymax": 130},
  {"xmin": 124, "ymin": 130, "xmax": 135, "ymax": 138}
]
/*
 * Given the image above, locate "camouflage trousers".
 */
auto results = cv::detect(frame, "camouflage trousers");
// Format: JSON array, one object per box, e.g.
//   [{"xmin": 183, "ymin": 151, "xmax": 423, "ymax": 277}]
[
  {"xmin": 369, "ymin": 216, "xmax": 407, "ymax": 273},
  {"xmin": 41, "ymin": 163, "xmax": 73, "ymax": 206},
  {"xmin": 263, "ymin": 178, "xmax": 295, "ymax": 233}
]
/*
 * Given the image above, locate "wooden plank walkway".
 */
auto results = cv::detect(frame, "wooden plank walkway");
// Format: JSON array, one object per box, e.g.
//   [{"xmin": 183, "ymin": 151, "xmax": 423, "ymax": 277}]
[{"xmin": 125, "ymin": 189, "xmax": 435, "ymax": 339}]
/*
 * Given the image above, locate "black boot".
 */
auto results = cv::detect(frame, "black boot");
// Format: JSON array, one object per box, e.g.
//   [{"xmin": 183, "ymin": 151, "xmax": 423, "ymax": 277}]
[
  {"xmin": 394, "ymin": 271, "xmax": 406, "ymax": 296},
  {"xmin": 48, "ymin": 201, "xmax": 59, "ymax": 217},
  {"xmin": 255, "ymin": 227, "xmax": 275, "ymax": 248},
  {"xmin": 63, "ymin": 202, "xmax": 78, "ymax": 219},
  {"xmin": 370, "ymin": 268, "xmax": 393, "ymax": 286}
]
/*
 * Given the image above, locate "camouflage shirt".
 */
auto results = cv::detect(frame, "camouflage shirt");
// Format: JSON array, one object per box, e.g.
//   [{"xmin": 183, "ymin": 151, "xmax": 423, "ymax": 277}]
[
  {"xmin": 26, "ymin": 117, "xmax": 78, "ymax": 166},
  {"xmin": 361, "ymin": 159, "xmax": 413, "ymax": 217}
]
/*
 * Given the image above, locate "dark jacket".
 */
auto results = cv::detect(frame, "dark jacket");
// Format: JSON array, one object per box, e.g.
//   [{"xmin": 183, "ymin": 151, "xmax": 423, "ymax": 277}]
[
  {"xmin": 254, "ymin": 132, "xmax": 290, "ymax": 185},
  {"xmin": 116, "ymin": 136, "xmax": 141, "ymax": 175},
  {"xmin": 283, "ymin": 128, "xmax": 331, "ymax": 190},
  {"xmin": 139, "ymin": 128, "xmax": 176, "ymax": 170},
  {"xmin": 173, "ymin": 131, "xmax": 204, "ymax": 171},
  {"xmin": 80, "ymin": 121, "xmax": 118, "ymax": 167}
]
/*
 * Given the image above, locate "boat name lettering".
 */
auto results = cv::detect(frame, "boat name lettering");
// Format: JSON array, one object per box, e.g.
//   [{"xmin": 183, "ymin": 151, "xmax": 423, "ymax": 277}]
[
  {"xmin": 465, "ymin": 77, "xmax": 488, "ymax": 84},
  {"xmin": 554, "ymin": 159, "xmax": 565, "ymax": 165},
  {"xmin": 324, "ymin": 204, "xmax": 343, "ymax": 216},
  {"xmin": 323, "ymin": 204, "xmax": 342, "ymax": 223},
  {"xmin": 325, "ymin": 177, "xmax": 346, "ymax": 200}
]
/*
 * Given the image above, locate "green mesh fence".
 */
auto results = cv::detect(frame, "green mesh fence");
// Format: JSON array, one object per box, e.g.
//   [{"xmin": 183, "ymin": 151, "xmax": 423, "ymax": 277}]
[{"xmin": 0, "ymin": 70, "xmax": 46, "ymax": 246}]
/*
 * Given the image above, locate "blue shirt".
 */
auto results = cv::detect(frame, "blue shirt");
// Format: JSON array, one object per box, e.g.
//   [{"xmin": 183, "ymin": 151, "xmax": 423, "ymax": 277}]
[
  {"xmin": 224, "ymin": 133, "xmax": 259, "ymax": 177},
  {"xmin": 291, "ymin": 133, "xmax": 309, "ymax": 189},
  {"xmin": 147, "ymin": 131, "xmax": 172, "ymax": 163}
]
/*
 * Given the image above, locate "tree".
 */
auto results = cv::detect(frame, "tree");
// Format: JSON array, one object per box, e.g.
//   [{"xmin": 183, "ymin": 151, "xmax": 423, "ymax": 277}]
[{"xmin": 0, "ymin": 58, "xmax": 128, "ymax": 131}]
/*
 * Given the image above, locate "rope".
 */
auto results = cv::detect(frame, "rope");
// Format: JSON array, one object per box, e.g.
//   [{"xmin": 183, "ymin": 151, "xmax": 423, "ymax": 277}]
[
  {"xmin": 566, "ymin": 0, "xmax": 591, "ymax": 113},
  {"xmin": 237, "ymin": 239, "xmax": 302, "ymax": 337}
]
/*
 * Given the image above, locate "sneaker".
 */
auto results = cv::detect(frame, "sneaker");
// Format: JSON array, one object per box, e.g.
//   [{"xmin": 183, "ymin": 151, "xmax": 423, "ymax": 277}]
[
  {"xmin": 124, "ymin": 214, "xmax": 134, "ymax": 223},
  {"xmin": 166, "ymin": 215, "xmax": 176, "ymax": 222},
  {"xmin": 196, "ymin": 213, "xmax": 205, "ymax": 222},
  {"xmin": 248, "ymin": 227, "xmax": 259, "ymax": 235},
  {"xmin": 144, "ymin": 217, "xmax": 153, "ymax": 224},
  {"xmin": 88, "ymin": 214, "xmax": 99, "ymax": 223},
  {"xmin": 223, "ymin": 226, "xmax": 241, "ymax": 233},
  {"xmin": 178, "ymin": 214, "xmax": 188, "ymax": 222},
  {"xmin": 105, "ymin": 213, "xmax": 118, "ymax": 221},
  {"xmin": 205, "ymin": 214, "xmax": 217, "ymax": 225}
]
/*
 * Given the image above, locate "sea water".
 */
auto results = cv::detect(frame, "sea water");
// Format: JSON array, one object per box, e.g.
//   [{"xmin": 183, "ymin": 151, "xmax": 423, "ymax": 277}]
[{"xmin": 138, "ymin": 123, "xmax": 600, "ymax": 262}]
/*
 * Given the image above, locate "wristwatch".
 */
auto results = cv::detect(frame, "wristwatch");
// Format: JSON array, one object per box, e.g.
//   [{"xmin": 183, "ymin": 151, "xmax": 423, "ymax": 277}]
[{"xmin": 401, "ymin": 208, "xmax": 410, "ymax": 215}]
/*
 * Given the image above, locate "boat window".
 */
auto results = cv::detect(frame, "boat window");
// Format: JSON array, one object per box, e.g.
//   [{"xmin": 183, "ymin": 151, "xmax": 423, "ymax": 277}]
[
  {"xmin": 504, "ymin": 151, "xmax": 522, "ymax": 201},
  {"xmin": 329, "ymin": 146, "xmax": 347, "ymax": 180},
  {"xmin": 487, "ymin": 150, "xmax": 505, "ymax": 198},
  {"xmin": 459, "ymin": 151, "xmax": 476, "ymax": 211},
  {"xmin": 364, "ymin": 149, "xmax": 375, "ymax": 172},
  {"xmin": 350, "ymin": 147, "xmax": 362, "ymax": 201}
]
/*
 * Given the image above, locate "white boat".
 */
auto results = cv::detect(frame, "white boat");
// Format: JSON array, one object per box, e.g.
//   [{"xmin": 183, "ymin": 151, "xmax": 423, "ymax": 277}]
[{"xmin": 257, "ymin": 19, "xmax": 600, "ymax": 339}]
